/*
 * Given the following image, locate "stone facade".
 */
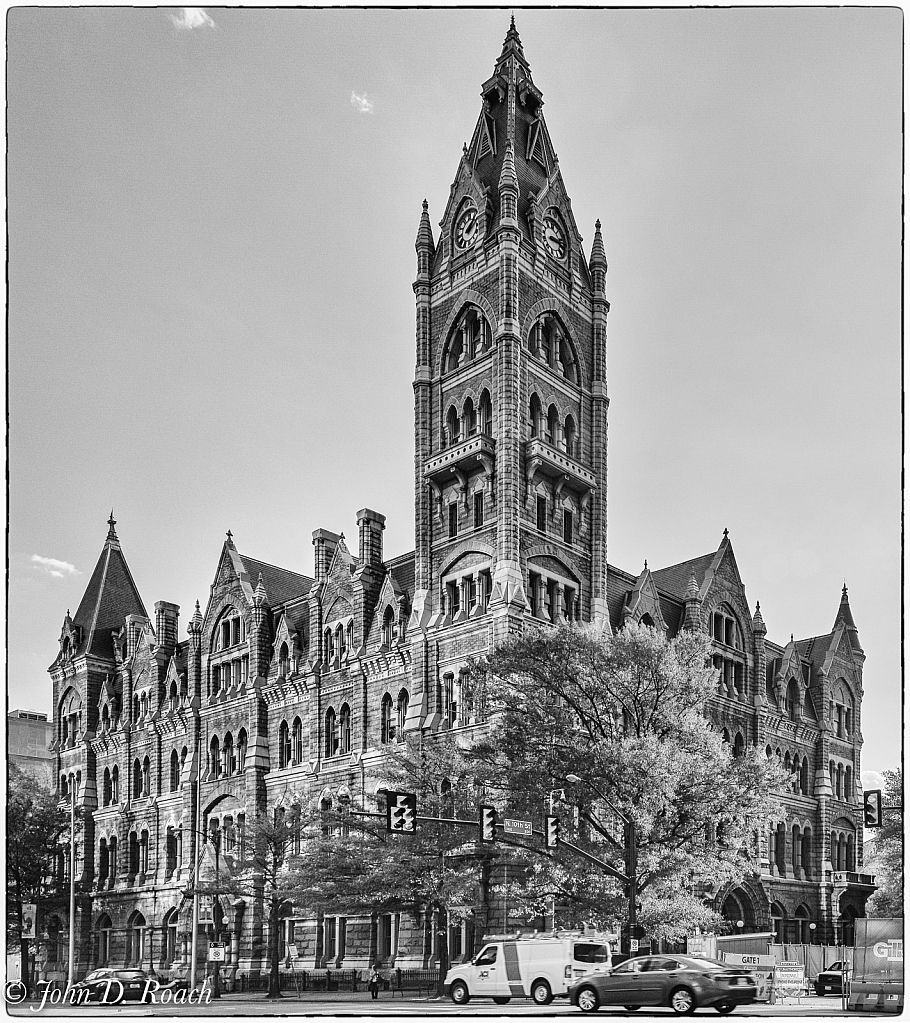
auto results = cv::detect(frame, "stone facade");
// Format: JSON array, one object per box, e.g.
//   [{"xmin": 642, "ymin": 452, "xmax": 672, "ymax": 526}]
[{"xmin": 41, "ymin": 20, "xmax": 871, "ymax": 984}]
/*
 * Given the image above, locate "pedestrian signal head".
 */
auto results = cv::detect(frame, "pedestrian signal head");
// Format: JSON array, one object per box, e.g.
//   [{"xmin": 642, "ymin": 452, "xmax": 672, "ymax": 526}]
[
  {"xmin": 546, "ymin": 815, "xmax": 560, "ymax": 848},
  {"xmin": 386, "ymin": 792, "xmax": 417, "ymax": 833},
  {"xmin": 863, "ymin": 789, "xmax": 883, "ymax": 828},
  {"xmin": 480, "ymin": 805, "xmax": 497, "ymax": 842}
]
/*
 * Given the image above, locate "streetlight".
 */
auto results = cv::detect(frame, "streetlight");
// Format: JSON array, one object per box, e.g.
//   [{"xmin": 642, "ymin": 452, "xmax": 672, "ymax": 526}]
[{"xmin": 565, "ymin": 775, "xmax": 638, "ymax": 954}]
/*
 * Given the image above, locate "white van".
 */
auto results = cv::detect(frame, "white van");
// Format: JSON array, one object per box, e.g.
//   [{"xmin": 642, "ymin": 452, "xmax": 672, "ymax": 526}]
[{"xmin": 444, "ymin": 935, "xmax": 612, "ymax": 1005}]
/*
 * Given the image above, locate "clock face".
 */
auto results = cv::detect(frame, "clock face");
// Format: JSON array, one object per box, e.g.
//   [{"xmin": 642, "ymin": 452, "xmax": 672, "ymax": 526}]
[
  {"xmin": 543, "ymin": 216, "xmax": 567, "ymax": 260},
  {"xmin": 455, "ymin": 205, "xmax": 479, "ymax": 249}
]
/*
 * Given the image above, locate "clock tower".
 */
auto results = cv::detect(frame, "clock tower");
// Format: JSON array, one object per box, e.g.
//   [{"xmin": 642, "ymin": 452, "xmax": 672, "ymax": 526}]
[{"xmin": 406, "ymin": 19, "xmax": 610, "ymax": 727}]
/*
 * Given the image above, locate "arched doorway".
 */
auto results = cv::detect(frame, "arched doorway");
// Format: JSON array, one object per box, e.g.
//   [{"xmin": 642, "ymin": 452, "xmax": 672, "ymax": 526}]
[
  {"xmin": 95, "ymin": 913, "xmax": 113, "ymax": 966},
  {"xmin": 770, "ymin": 902, "xmax": 786, "ymax": 943},
  {"xmin": 839, "ymin": 906, "xmax": 859, "ymax": 946}
]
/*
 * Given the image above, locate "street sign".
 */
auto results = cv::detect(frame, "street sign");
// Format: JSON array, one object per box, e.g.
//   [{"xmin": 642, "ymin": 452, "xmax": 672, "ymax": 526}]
[
  {"xmin": 208, "ymin": 942, "xmax": 226, "ymax": 962},
  {"xmin": 723, "ymin": 953, "xmax": 776, "ymax": 968},
  {"xmin": 501, "ymin": 816, "xmax": 533, "ymax": 837},
  {"xmin": 774, "ymin": 961, "xmax": 805, "ymax": 998},
  {"xmin": 21, "ymin": 904, "xmax": 37, "ymax": 939},
  {"xmin": 630, "ymin": 939, "xmax": 639, "ymax": 953}
]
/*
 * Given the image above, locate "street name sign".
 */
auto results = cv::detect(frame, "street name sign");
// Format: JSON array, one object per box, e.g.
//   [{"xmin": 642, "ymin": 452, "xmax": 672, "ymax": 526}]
[{"xmin": 501, "ymin": 817, "xmax": 533, "ymax": 837}]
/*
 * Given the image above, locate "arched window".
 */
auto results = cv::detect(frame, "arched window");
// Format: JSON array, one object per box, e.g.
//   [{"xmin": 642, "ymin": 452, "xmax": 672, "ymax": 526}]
[
  {"xmin": 291, "ymin": 717, "xmax": 303, "ymax": 764},
  {"xmin": 132, "ymin": 758, "xmax": 142, "ymax": 797},
  {"xmin": 733, "ymin": 732, "xmax": 745, "ymax": 759},
  {"xmin": 60, "ymin": 774, "xmax": 69, "ymax": 799},
  {"xmin": 209, "ymin": 736, "xmax": 221, "ymax": 779},
  {"xmin": 846, "ymin": 833, "xmax": 855, "ymax": 871},
  {"xmin": 164, "ymin": 909, "xmax": 179, "ymax": 964},
  {"xmin": 111, "ymin": 764, "xmax": 119, "ymax": 803},
  {"xmin": 101, "ymin": 704, "xmax": 110, "ymax": 732},
  {"xmin": 380, "ymin": 692, "xmax": 394, "ymax": 744},
  {"xmin": 103, "ymin": 767, "xmax": 112, "ymax": 807},
  {"xmin": 108, "ymin": 835, "xmax": 118, "ymax": 880},
  {"xmin": 770, "ymin": 903, "xmax": 785, "ymax": 943},
  {"xmin": 800, "ymin": 756, "xmax": 809, "ymax": 795},
  {"xmin": 529, "ymin": 393, "xmax": 542, "ymax": 438},
  {"xmin": 129, "ymin": 832, "xmax": 140, "ymax": 875},
  {"xmin": 339, "ymin": 703, "xmax": 352, "ymax": 756},
  {"xmin": 278, "ymin": 642, "xmax": 289, "ymax": 679},
  {"xmin": 787, "ymin": 679, "xmax": 801, "ymax": 722},
  {"xmin": 335, "ymin": 624, "xmax": 345, "ymax": 661},
  {"xmin": 445, "ymin": 405, "xmax": 460, "ymax": 447},
  {"xmin": 546, "ymin": 404, "xmax": 559, "ymax": 446},
  {"xmin": 397, "ymin": 689, "xmax": 409, "ymax": 739},
  {"xmin": 801, "ymin": 828, "xmax": 812, "ymax": 879},
  {"xmin": 237, "ymin": 731, "xmax": 247, "ymax": 772},
  {"xmin": 794, "ymin": 904, "xmax": 811, "ymax": 943},
  {"xmin": 463, "ymin": 396, "xmax": 477, "ymax": 437},
  {"xmin": 844, "ymin": 766, "xmax": 853, "ymax": 803},
  {"xmin": 346, "ymin": 619, "xmax": 355, "ymax": 656},
  {"xmin": 836, "ymin": 762, "xmax": 844, "ymax": 800},
  {"xmin": 133, "ymin": 695, "xmax": 140, "ymax": 723},
  {"xmin": 564, "ymin": 414, "xmax": 577, "ymax": 458},
  {"xmin": 165, "ymin": 826, "xmax": 178, "ymax": 875},
  {"xmin": 98, "ymin": 838, "xmax": 108, "ymax": 883},
  {"xmin": 169, "ymin": 679, "xmax": 178, "ymax": 707},
  {"xmin": 170, "ymin": 750, "xmax": 180, "ymax": 791},
  {"xmin": 278, "ymin": 721, "xmax": 291, "ymax": 770},
  {"xmin": 382, "ymin": 606, "xmax": 395, "ymax": 648},
  {"xmin": 126, "ymin": 911, "xmax": 146, "ymax": 966},
  {"xmin": 528, "ymin": 312, "xmax": 579, "ymax": 383},
  {"xmin": 97, "ymin": 913, "xmax": 113, "ymax": 965},
  {"xmin": 324, "ymin": 628, "xmax": 334, "ymax": 663},
  {"xmin": 325, "ymin": 708, "xmax": 339, "ymax": 758},
  {"xmin": 479, "ymin": 389, "xmax": 492, "ymax": 436},
  {"xmin": 140, "ymin": 829, "xmax": 150, "ymax": 874},
  {"xmin": 444, "ymin": 306, "xmax": 491, "ymax": 372},
  {"xmin": 223, "ymin": 732, "xmax": 236, "ymax": 775},
  {"xmin": 792, "ymin": 824, "xmax": 801, "ymax": 873}
]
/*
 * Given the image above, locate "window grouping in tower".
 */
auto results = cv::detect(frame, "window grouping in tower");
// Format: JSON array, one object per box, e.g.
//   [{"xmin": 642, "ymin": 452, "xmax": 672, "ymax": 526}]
[
  {"xmin": 442, "ymin": 306, "xmax": 492, "ymax": 374},
  {"xmin": 828, "ymin": 758, "xmax": 855, "ymax": 803},
  {"xmin": 436, "ymin": 668, "xmax": 482, "ymax": 730},
  {"xmin": 829, "ymin": 681, "xmax": 854, "ymax": 739},
  {"xmin": 527, "ymin": 312, "xmax": 579, "ymax": 383},
  {"xmin": 442, "ymin": 565, "xmax": 493, "ymax": 618},
  {"xmin": 324, "ymin": 703, "xmax": 353, "ymax": 759},
  {"xmin": 528, "ymin": 393, "xmax": 579, "ymax": 458},
  {"xmin": 442, "ymin": 389, "xmax": 493, "ymax": 449},
  {"xmin": 380, "ymin": 688, "xmax": 409, "ymax": 744},
  {"xmin": 710, "ymin": 606, "xmax": 747, "ymax": 699},
  {"xmin": 208, "ymin": 606, "xmax": 249, "ymax": 697},
  {"xmin": 208, "ymin": 729, "xmax": 248, "ymax": 779},
  {"xmin": 767, "ymin": 818, "xmax": 815, "ymax": 879},
  {"xmin": 527, "ymin": 569, "xmax": 580, "ymax": 623},
  {"xmin": 829, "ymin": 817, "xmax": 857, "ymax": 873},
  {"xmin": 323, "ymin": 618, "xmax": 355, "ymax": 666}
]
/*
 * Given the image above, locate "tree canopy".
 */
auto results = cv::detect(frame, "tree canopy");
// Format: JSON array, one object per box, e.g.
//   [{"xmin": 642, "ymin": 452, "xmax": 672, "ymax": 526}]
[
  {"xmin": 864, "ymin": 767, "xmax": 902, "ymax": 919},
  {"xmin": 469, "ymin": 621, "xmax": 784, "ymax": 940}
]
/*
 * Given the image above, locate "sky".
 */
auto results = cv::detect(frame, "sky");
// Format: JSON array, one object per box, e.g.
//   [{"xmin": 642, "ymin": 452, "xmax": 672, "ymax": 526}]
[{"xmin": 7, "ymin": 8, "xmax": 902, "ymax": 780}]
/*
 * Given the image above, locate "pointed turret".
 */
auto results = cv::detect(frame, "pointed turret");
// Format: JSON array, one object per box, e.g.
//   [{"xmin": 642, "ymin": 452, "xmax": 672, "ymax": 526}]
[
  {"xmin": 191, "ymin": 599, "xmax": 203, "ymax": 631},
  {"xmin": 253, "ymin": 572, "xmax": 269, "ymax": 607},
  {"xmin": 497, "ymin": 14, "xmax": 528, "ymax": 68},
  {"xmin": 590, "ymin": 219, "xmax": 607, "ymax": 269},
  {"xmin": 833, "ymin": 583, "xmax": 863, "ymax": 653},
  {"xmin": 64, "ymin": 515, "xmax": 148, "ymax": 662},
  {"xmin": 752, "ymin": 601, "xmax": 766, "ymax": 636},
  {"xmin": 683, "ymin": 571, "xmax": 702, "ymax": 631}
]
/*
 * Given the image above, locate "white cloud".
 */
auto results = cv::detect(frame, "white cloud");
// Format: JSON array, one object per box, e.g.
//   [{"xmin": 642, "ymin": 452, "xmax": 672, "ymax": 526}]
[
  {"xmin": 171, "ymin": 8, "xmax": 216, "ymax": 31},
  {"xmin": 350, "ymin": 91, "xmax": 374, "ymax": 114},
  {"xmin": 32, "ymin": 555, "xmax": 80, "ymax": 579},
  {"xmin": 861, "ymin": 770, "xmax": 885, "ymax": 792}
]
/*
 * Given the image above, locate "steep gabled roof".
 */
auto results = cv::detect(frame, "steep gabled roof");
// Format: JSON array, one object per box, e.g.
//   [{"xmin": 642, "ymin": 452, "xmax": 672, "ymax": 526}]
[
  {"xmin": 387, "ymin": 551, "xmax": 415, "ymax": 602},
  {"xmin": 650, "ymin": 552, "xmax": 716, "ymax": 601},
  {"xmin": 71, "ymin": 515, "xmax": 148, "ymax": 659},
  {"xmin": 236, "ymin": 553, "xmax": 314, "ymax": 607}
]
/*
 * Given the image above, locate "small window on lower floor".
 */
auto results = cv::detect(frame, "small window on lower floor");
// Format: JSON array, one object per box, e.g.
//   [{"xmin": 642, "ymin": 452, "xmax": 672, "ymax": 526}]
[
  {"xmin": 473, "ymin": 491, "xmax": 484, "ymax": 529},
  {"xmin": 563, "ymin": 509, "xmax": 573, "ymax": 545},
  {"xmin": 536, "ymin": 496, "xmax": 547, "ymax": 532},
  {"xmin": 448, "ymin": 502, "xmax": 458, "ymax": 538}
]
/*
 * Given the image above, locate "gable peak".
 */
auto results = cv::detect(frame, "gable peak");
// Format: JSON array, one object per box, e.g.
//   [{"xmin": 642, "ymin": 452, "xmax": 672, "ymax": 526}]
[{"xmin": 497, "ymin": 15, "xmax": 528, "ymax": 71}]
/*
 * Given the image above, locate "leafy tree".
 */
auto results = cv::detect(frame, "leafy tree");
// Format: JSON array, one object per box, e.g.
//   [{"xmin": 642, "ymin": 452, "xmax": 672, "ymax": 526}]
[
  {"xmin": 864, "ymin": 767, "xmax": 903, "ymax": 918},
  {"xmin": 7, "ymin": 764, "xmax": 68, "ymax": 990},
  {"xmin": 469, "ymin": 620, "xmax": 784, "ymax": 942},
  {"xmin": 284, "ymin": 733, "xmax": 498, "ymax": 996}
]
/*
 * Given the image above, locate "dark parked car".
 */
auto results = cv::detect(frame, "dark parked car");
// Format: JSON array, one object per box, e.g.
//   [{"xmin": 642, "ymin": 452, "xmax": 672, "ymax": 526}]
[
  {"xmin": 71, "ymin": 968, "xmax": 186, "ymax": 1004},
  {"xmin": 815, "ymin": 960, "xmax": 851, "ymax": 996},
  {"xmin": 569, "ymin": 954, "xmax": 758, "ymax": 1015}
]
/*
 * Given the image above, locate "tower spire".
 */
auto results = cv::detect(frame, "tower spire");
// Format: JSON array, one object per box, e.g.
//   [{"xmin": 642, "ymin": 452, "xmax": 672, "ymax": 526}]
[{"xmin": 106, "ymin": 511, "xmax": 118, "ymax": 544}]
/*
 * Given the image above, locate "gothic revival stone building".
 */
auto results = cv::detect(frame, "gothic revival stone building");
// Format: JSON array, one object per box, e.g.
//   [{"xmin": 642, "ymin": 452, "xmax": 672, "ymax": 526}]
[{"xmin": 45, "ymin": 21, "xmax": 872, "ymax": 983}]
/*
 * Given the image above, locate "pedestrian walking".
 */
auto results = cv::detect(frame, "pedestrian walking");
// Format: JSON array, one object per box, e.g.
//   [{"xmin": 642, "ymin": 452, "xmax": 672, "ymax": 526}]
[{"xmin": 368, "ymin": 966, "xmax": 381, "ymax": 1000}]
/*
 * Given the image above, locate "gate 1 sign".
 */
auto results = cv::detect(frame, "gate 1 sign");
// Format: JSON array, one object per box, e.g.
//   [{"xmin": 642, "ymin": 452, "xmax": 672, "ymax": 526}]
[
  {"xmin": 501, "ymin": 817, "xmax": 533, "ymax": 837},
  {"xmin": 723, "ymin": 953, "xmax": 775, "ymax": 1001}
]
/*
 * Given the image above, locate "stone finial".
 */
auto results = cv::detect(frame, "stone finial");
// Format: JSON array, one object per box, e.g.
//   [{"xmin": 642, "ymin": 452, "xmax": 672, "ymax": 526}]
[
  {"xmin": 225, "ymin": 529, "xmax": 234, "ymax": 547},
  {"xmin": 253, "ymin": 572, "xmax": 268, "ymax": 607},
  {"xmin": 589, "ymin": 218, "xmax": 607, "ymax": 270},
  {"xmin": 415, "ymin": 198, "xmax": 434, "ymax": 253},
  {"xmin": 723, "ymin": 527, "xmax": 729, "ymax": 541},
  {"xmin": 106, "ymin": 511, "xmax": 118, "ymax": 542},
  {"xmin": 685, "ymin": 571, "xmax": 700, "ymax": 601},
  {"xmin": 752, "ymin": 601, "xmax": 766, "ymax": 634}
]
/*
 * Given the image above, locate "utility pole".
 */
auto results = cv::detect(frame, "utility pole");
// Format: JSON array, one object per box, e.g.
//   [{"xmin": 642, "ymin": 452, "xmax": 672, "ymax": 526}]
[
  {"xmin": 66, "ymin": 787, "xmax": 76, "ymax": 989},
  {"xmin": 189, "ymin": 774, "xmax": 204, "ymax": 992}
]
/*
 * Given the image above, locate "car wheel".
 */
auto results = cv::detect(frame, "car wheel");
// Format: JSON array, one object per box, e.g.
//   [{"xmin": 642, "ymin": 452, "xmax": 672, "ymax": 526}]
[
  {"xmin": 532, "ymin": 980, "xmax": 553, "ymax": 1005},
  {"xmin": 715, "ymin": 1002, "xmax": 736, "ymax": 1015},
  {"xmin": 669, "ymin": 986, "xmax": 697, "ymax": 1015},
  {"xmin": 450, "ymin": 981, "xmax": 470, "ymax": 1005},
  {"xmin": 493, "ymin": 996, "xmax": 511, "ymax": 1004},
  {"xmin": 814, "ymin": 985, "xmax": 825, "ymax": 997},
  {"xmin": 577, "ymin": 987, "xmax": 600, "ymax": 1013}
]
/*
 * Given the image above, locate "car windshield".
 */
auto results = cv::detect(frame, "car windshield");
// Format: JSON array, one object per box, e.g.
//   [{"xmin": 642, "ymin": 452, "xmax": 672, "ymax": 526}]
[
  {"xmin": 612, "ymin": 959, "xmax": 644, "ymax": 974},
  {"xmin": 84, "ymin": 971, "xmax": 111, "ymax": 981}
]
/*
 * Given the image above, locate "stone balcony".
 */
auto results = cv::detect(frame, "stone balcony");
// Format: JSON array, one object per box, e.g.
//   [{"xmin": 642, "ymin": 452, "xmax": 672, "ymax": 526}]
[
  {"xmin": 525, "ymin": 438, "xmax": 597, "ymax": 503},
  {"xmin": 424, "ymin": 434, "xmax": 495, "ymax": 488}
]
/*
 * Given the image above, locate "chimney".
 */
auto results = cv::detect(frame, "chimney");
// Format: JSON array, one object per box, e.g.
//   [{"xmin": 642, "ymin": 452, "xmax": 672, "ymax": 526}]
[
  {"xmin": 356, "ymin": 509, "xmax": 386, "ymax": 568},
  {"xmin": 155, "ymin": 601, "xmax": 180, "ymax": 655},
  {"xmin": 312, "ymin": 529, "xmax": 341, "ymax": 583},
  {"xmin": 124, "ymin": 614, "xmax": 147, "ymax": 660}
]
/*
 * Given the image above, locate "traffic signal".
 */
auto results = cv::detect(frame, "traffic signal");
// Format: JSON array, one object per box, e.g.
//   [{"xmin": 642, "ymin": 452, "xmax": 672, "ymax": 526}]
[
  {"xmin": 480, "ymin": 805, "xmax": 497, "ymax": 842},
  {"xmin": 386, "ymin": 792, "xmax": 417, "ymax": 833},
  {"xmin": 546, "ymin": 815, "xmax": 560, "ymax": 848},
  {"xmin": 863, "ymin": 789, "xmax": 883, "ymax": 828}
]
